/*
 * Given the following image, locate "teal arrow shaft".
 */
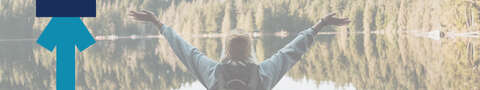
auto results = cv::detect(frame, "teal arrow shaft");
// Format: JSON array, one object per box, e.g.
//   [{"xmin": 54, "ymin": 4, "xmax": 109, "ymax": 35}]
[
  {"xmin": 37, "ymin": 17, "xmax": 96, "ymax": 90},
  {"xmin": 56, "ymin": 42, "xmax": 76, "ymax": 90}
]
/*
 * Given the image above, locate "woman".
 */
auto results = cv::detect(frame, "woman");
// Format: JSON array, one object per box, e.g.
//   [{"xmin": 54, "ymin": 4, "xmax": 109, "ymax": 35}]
[{"xmin": 129, "ymin": 10, "xmax": 349, "ymax": 90}]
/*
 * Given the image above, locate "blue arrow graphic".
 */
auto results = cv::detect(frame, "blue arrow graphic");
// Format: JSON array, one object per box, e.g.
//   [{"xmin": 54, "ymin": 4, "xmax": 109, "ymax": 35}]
[{"xmin": 37, "ymin": 17, "xmax": 95, "ymax": 90}]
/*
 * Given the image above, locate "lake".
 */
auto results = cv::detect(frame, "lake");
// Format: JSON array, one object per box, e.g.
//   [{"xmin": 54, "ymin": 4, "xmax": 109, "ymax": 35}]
[
  {"xmin": 1, "ymin": 0, "xmax": 479, "ymax": 90},
  {"xmin": 2, "ymin": 29, "xmax": 479, "ymax": 90}
]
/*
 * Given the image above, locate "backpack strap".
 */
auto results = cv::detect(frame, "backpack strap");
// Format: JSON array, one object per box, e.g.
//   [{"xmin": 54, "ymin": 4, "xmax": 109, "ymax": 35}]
[
  {"xmin": 246, "ymin": 63, "xmax": 260, "ymax": 90},
  {"xmin": 210, "ymin": 64, "xmax": 226, "ymax": 90}
]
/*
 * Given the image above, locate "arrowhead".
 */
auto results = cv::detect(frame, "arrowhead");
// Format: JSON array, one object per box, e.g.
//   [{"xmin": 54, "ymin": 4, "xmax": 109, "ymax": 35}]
[{"xmin": 37, "ymin": 17, "xmax": 96, "ymax": 52}]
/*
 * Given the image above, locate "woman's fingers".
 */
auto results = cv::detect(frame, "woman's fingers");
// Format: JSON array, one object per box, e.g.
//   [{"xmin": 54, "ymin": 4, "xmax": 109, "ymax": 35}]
[
  {"xmin": 329, "ymin": 17, "xmax": 349, "ymax": 26},
  {"xmin": 337, "ymin": 19, "xmax": 349, "ymax": 25},
  {"xmin": 317, "ymin": 13, "xmax": 350, "ymax": 26},
  {"xmin": 133, "ymin": 17, "xmax": 148, "ymax": 21},
  {"xmin": 130, "ymin": 11, "xmax": 147, "ymax": 21},
  {"xmin": 130, "ymin": 11, "xmax": 150, "ymax": 16},
  {"xmin": 128, "ymin": 13, "xmax": 137, "ymax": 17},
  {"xmin": 141, "ymin": 10, "xmax": 152, "ymax": 15},
  {"xmin": 129, "ymin": 11, "xmax": 149, "ymax": 18},
  {"xmin": 326, "ymin": 13, "xmax": 336, "ymax": 18},
  {"xmin": 129, "ymin": 11, "xmax": 145, "ymax": 18},
  {"xmin": 341, "ymin": 20, "xmax": 350, "ymax": 25},
  {"xmin": 129, "ymin": 11, "xmax": 137, "ymax": 14},
  {"xmin": 128, "ymin": 11, "xmax": 136, "ymax": 16},
  {"xmin": 340, "ymin": 18, "xmax": 350, "ymax": 24},
  {"xmin": 129, "ymin": 10, "xmax": 158, "ymax": 23},
  {"xmin": 130, "ymin": 11, "xmax": 142, "ymax": 15}
]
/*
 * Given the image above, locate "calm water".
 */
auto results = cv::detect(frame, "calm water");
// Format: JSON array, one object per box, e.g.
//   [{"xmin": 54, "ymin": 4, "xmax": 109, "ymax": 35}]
[
  {"xmin": 1, "ymin": 29, "xmax": 479, "ymax": 90},
  {"xmin": 1, "ymin": 0, "xmax": 480, "ymax": 90}
]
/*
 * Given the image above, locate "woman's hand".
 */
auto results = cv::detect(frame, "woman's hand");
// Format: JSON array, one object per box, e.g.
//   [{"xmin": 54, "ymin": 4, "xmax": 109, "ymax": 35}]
[
  {"xmin": 312, "ymin": 13, "xmax": 350, "ymax": 31},
  {"xmin": 129, "ymin": 10, "xmax": 163, "ymax": 29},
  {"xmin": 129, "ymin": 10, "xmax": 159, "ymax": 23}
]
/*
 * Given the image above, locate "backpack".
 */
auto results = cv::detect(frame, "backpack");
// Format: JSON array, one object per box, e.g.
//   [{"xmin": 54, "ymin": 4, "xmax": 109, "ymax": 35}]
[{"xmin": 210, "ymin": 60, "xmax": 260, "ymax": 90}]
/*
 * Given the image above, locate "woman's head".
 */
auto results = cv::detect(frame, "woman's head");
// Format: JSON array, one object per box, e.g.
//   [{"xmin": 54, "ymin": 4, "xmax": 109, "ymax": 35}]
[{"xmin": 223, "ymin": 30, "xmax": 253, "ymax": 62}]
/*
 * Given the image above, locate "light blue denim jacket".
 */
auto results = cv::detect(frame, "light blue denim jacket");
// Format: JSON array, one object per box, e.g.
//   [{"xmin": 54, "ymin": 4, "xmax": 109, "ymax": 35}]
[{"xmin": 160, "ymin": 25, "xmax": 315, "ymax": 90}]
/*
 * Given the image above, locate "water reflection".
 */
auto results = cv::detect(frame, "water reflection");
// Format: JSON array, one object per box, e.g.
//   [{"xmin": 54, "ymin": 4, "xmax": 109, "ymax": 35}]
[
  {"xmin": 2, "ymin": 32, "xmax": 480, "ymax": 90},
  {"xmin": 1, "ymin": 0, "xmax": 480, "ymax": 90}
]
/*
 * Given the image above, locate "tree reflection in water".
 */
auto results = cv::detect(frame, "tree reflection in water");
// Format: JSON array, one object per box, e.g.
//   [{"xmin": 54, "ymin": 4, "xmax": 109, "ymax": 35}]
[{"xmin": 1, "ymin": 0, "xmax": 480, "ymax": 90}]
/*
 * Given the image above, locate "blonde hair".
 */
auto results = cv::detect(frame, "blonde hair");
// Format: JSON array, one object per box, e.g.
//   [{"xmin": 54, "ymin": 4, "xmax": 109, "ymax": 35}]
[{"xmin": 221, "ymin": 29, "xmax": 254, "ymax": 64}]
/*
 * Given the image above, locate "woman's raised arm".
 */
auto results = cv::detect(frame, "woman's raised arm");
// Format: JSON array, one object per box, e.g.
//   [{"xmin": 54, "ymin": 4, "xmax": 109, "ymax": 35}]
[
  {"xmin": 129, "ymin": 10, "xmax": 218, "ymax": 88},
  {"xmin": 258, "ymin": 13, "xmax": 350, "ymax": 88}
]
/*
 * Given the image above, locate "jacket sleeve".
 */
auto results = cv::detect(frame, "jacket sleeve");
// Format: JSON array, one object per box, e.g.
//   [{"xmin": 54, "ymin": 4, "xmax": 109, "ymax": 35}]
[
  {"xmin": 259, "ymin": 28, "xmax": 316, "ymax": 88},
  {"xmin": 160, "ymin": 25, "xmax": 218, "ymax": 87}
]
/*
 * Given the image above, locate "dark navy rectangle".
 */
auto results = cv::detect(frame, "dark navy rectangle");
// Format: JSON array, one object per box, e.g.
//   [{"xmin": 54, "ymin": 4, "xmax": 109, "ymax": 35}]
[{"xmin": 36, "ymin": 0, "xmax": 96, "ymax": 17}]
